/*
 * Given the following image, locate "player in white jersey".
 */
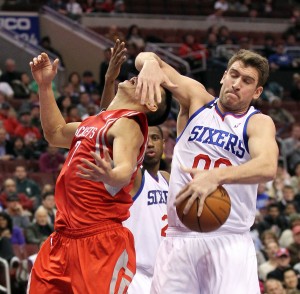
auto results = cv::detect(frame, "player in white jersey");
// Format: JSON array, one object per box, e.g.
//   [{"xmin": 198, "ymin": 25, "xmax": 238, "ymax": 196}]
[
  {"xmin": 134, "ymin": 49, "xmax": 279, "ymax": 294},
  {"xmin": 123, "ymin": 125, "xmax": 169, "ymax": 293}
]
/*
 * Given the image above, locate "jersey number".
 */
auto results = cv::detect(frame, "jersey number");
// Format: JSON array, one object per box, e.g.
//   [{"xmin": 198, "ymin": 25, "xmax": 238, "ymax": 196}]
[
  {"xmin": 161, "ymin": 214, "xmax": 168, "ymax": 237},
  {"xmin": 68, "ymin": 141, "xmax": 81, "ymax": 166},
  {"xmin": 192, "ymin": 154, "xmax": 232, "ymax": 172}
]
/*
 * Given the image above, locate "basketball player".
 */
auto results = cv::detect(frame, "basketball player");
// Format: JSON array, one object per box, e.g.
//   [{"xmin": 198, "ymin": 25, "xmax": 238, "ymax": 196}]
[
  {"xmin": 134, "ymin": 49, "xmax": 279, "ymax": 293},
  {"xmin": 26, "ymin": 52, "xmax": 171, "ymax": 294},
  {"xmin": 92, "ymin": 39, "xmax": 170, "ymax": 293}
]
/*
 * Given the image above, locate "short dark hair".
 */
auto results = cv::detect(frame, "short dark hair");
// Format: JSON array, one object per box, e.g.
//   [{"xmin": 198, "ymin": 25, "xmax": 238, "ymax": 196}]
[
  {"xmin": 146, "ymin": 88, "xmax": 172, "ymax": 126},
  {"xmin": 227, "ymin": 49, "xmax": 269, "ymax": 87},
  {"xmin": 42, "ymin": 191, "xmax": 55, "ymax": 200}
]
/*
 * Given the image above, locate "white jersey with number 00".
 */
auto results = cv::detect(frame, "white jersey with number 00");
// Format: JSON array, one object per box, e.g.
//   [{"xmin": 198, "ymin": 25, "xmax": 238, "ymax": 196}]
[{"xmin": 168, "ymin": 98, "xmax": 260, "ymax": 235}]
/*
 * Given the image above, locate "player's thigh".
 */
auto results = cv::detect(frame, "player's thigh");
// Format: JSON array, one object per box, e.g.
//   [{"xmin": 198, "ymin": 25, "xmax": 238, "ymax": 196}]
[
  {"xmin": 201, "ymin": 233, "xmax": 260, "ymax": 294},
  {"xmin": 127, "ymin": 270, "xmax": 152, "ymax": 294},
  {"xmin": 151, "ymin": 237, "xmax": 200, "ymax": 294}
]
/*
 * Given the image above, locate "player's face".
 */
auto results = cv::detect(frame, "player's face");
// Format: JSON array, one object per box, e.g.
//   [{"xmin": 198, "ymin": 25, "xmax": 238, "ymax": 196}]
[
  {"xmin": 143, "ymin": 126, "xmax": 164, "ymax": 165},
  {"xmin": 118, "ymin": 77, "xmax": 137, "ymax": 96},
  {"xmin": 219, "ymin": 61, "xmax": 263, "ymax": 113}
]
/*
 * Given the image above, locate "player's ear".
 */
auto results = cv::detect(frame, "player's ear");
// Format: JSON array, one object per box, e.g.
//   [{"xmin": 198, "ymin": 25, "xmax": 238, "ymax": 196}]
[{"xmin": 146, "ymin": 102, "xmax": 158, "ymax": 112}]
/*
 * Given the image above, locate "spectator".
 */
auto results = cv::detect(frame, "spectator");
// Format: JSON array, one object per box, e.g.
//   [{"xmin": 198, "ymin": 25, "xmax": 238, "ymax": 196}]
[
  {"xmin": 14, "ymin": 109, "xmax": 42, "ymax": 148},
  {"xmin": 65, "ymin": 105, "xmax": 81, "ymax": 123},
  {"xmin": 4, "ymin": 193, "xmax": 31, "ymax": 230},
  {"xmin": 0, "ymin": 58, "xmax": 22, "ymax": 86},
  {"xmin": 288, "ymin": 226, "xmax": 300, "ymax": 266},
  {"xmin": 268, "ymin": 42, "xmax": 298, "ymax": 71},
  {"xmin": 0, "ymin": 126, "xmax": 14, "ymax": 161},
  {"xmin": 10, "ymin": 72, "xmax": 32, "ymax": 99},
  {"xmin": 47, "ymin": 0, "xmax": 67, "ymax": 15},
  {"xmin": 278, "ymin": 185, "xmax": 300, "ymax": 214},
  {"xmin": 262, "ymin": 34, "xmax": 276, "ymax": 59},
  {"xmin": 76, "ymin": 92, "xmax": 91, "ymax": 119},
  {"xmin": 214, "ymin": 0, "xmax": 229, "ymax": 15},
  {"xmin": 25, "ymin": 207, "xmax": 54, "ymax": 245},
  {"xmin": 56, "ymin": 95, "xmax": 72, "ymax": 119},
  {"xmin": 257, "ymin": 182, "xmax": 272, "ymax": 216},
  {"xmin": 280, "ymin": 214, "xmax": 300, "ymax": 248},
  {"xmin": 290, "ymin": 73, "xmax": 300, "ymax": 102},
  {"xmin": 291, "ymin": 162, "xmax": 300, "ymax": 195},
  {"xmin": 178, "ymin": 33, "xmax": 208, "ymax": 72},
  {"xmin": 38, "ymin": 144, "xmax": 65, "ymax": 173},
  {"xmin": 0, "ymin": 211, "xmax": 25, "ymax": 246},
  {"xmin": 259, "ymin": 240, "xmax": 280, "ymax": 281},
  {"xmin": 66, "ymin": 71, "xmax": 85, "ymax": 102},
  {"xmin": 104, "ymin": 24, "xmax": 125, "ymax": 42},
  {"xmin": 66, "ymin": 0, "xmax": 83, "ymax": 20},
  {"xmin": 39, "ymin": 191, "xmax": 56, "ymax": 226},
  {"xmin": 14, "ymin": 165, "xmax": 41, "ymax": 209},
  {"xmin": 11, "ymin": 136, "xmax": 32, "ymax": 160},
  {"xmin": 98, "ymin": 0, "xmax": 114, "ymax": 13},
  {"xmin": 257, "ymin": 203, "xmax": 289, "ymax": 237},
  {"xmin": 81, "ymin": 0, "xmax": 97, "ymax": 13},
  {"xmin": 281, "ymin": 123, "xmax": 300, "ymax": 174},
  {"xmin": 39, "ymin": 36, "xmax": 65, "ymax": 68},
  {"xmin": 126, "ymin": 24, "xmax": 146, "ymax": 51},
  {"xmin": 264, "ymin": 278, "xmax": 287, "ymax": 294},
  {"xmin": 114, "ymin": 0, "xmax": 126, "ymax": 13},
  {"xmin": 268, "ymin": 97, "xmax": 295, "ymax": 136},
  {"xmin": 0, "ymin": 100, "xmax": 21, "ymax": 136},
  {"xmin": 267, "ymin": 248, "xmax": 292, "ymax": 281},
  {"xmin": 283, "ymin": 267, "xmax": 300, "ymax": 291},
  {"xmin": 0, "ymin": 178, "xmax": 34, "ymax": 212},
  {"xmin": 0, "ymin": 82, "xmax": 14, "ymax": 99},
  {"xmin": 81, "ymin": 70, "xmax": 99, "ymax": 95}
]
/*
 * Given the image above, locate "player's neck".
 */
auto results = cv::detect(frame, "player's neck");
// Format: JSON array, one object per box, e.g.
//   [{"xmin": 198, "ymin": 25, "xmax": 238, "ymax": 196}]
[{"xmin": 143, "ymin": 164, "xmax": 159, "ymax": 178}]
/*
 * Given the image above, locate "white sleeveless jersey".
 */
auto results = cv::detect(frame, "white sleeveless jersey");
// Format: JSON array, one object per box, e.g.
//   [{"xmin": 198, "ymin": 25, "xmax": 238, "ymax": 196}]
[
  {"xmin": 123, "ymin": 169, "xmax": 168, "ymax": 275},
  {"xmin": 168, "ymin": 98, "xmax": 260, "ymax": 235}
]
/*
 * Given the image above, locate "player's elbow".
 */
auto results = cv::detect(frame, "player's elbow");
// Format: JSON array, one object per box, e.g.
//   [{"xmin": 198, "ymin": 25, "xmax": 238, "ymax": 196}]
[{"xmin": 260, "ymin": 162, "xmax": 277, "ymax": 183}]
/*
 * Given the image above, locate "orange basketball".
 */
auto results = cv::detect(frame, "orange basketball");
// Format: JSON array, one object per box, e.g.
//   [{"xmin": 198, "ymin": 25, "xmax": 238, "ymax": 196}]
[{"xmin": 176, "ymin": 186, "xmax": 231, "ymax": 233}]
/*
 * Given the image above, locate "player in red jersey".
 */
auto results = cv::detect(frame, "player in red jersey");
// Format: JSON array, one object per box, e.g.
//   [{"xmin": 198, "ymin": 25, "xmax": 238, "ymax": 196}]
[{"xmin": 26, "ymin": 43, "xmax": 173, "ymax": 294}]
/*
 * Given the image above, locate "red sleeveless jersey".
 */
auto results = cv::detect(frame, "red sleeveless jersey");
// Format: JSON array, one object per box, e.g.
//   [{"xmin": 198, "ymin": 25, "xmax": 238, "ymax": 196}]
[{"xmin": 54, "ymin": 109, "xmax": 148, "ymax": 230}]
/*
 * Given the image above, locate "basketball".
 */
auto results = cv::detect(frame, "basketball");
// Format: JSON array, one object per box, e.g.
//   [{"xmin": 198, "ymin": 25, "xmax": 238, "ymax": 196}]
[{"xmin": 176, "ymin": 186, "xmax": 231, "ymax": 233}]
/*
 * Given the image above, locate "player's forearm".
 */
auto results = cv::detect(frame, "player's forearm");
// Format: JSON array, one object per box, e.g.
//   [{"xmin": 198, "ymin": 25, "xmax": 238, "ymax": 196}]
[
  {"xmin": 38, "ymin": 84, "xmax": 66, "ymax": 144},
  {"xmin": 100, "ymin": 78, "xmax": 115, "ymax": 109},
  {"xmin": 135, "ymin": 52, "xmax": 163, "ymax": 71},
  {"xmin": 215, "ymin": 157, "xmax": 277, "ymax": 185},
  {"xmin": 109, "ymin": 163, "xmax": 136, "ymax": 189}
]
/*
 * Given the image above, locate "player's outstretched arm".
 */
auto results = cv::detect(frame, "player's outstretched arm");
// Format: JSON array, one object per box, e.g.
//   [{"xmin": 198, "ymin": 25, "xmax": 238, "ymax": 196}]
[
  {"xmin": 29, "ymin": 53, "xmax": 79, "ymax": 149},
  {"xmin": 77, "ymin": 118, "xmax": 144, "ymax": 189},
  {"xmin": 100, "ymin": 39, "xmax": 127, "ymax": 110},
  {"xmin": 135, "ymin": 52, "xmax": 212, "ymax": 111}
]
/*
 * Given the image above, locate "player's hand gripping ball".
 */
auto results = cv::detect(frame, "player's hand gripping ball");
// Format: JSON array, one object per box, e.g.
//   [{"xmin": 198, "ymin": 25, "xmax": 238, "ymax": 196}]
[{"xmin": 176, "ymin": 186, "xmax": 231, "ymax": 232}]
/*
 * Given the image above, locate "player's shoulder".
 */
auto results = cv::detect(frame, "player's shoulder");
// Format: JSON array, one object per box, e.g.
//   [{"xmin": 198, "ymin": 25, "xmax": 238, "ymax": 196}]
[
  {"xmin": 159, "ymin": 170, "xmax": 170, "ymax": 183},
  {"xmin": 247, "ymin": 112, "xmax": 276, "ymax": 135}
]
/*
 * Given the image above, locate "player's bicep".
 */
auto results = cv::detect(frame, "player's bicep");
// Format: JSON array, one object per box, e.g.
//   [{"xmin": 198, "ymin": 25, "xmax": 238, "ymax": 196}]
[
  {"xmin": 247, "ymin": 114, "xmax": 278, "ymax": 163},
  {"xmin": 110, "ymin": 119, "xmax": 144, "ymax": 172}
]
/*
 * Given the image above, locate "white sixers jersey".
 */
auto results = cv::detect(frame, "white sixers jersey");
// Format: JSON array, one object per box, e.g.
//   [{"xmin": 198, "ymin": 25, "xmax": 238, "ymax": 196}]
[
  {"xmin": 123, "ymin": 169, "xmax": 168, "ymax": 275},
  {"xmin": 168, "ymin": 98, "xmax": 260, "ymax": 235}
]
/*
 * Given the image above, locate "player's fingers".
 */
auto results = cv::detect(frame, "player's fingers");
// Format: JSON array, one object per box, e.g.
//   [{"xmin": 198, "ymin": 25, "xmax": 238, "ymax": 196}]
[
  {"xmin": 155, "ymin": 84, "xmax": 162, "ymax": 104},
  {"xmin": 135, "ymin": 78, "xmax": 143, "ymax": 101},
  {"xmin": 183, "ymin": 193, "xmax": 198, "ymax": 215},
  {"xmin": 147, "ymin": 83, "xmax": 155, "ymax": 106},
  {"xmin": 52, "ymin": 58, "xmax": 59, "ymax": 71},
  {"xmin": 175, "ymin": 185, "xmax": 191, "ymax": 207},
  {"xmin": 80, "ymin": 158, "xmax": 101, "ymax": 171},
  {"xmin": 140, "ymin": 81, "xmax": 148, "ymax": 105},
  {"xmin": 197, "ymin": 194, "xmax": 206, "ymax": 217},
  {"xmin": 102, "ymin": 148, "xmax": 112, "ymax": 164}
]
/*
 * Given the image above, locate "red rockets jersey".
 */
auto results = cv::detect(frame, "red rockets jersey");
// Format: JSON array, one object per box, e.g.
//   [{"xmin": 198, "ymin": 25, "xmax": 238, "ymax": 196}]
[{"xmin": 54, "ymin": 109, "xmax": 148, "ymax": 230}]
